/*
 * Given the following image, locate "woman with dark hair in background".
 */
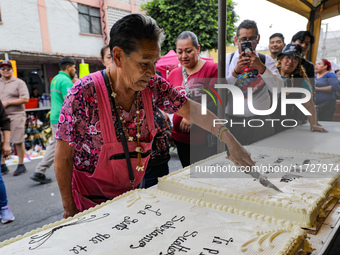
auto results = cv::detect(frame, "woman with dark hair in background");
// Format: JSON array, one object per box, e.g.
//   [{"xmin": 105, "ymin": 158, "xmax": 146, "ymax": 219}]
[
  {"xmin": 315, "ymin": 59, "xmax": 339, "ymax": 121},
  {"xmin": 167, "ymin": 31, "xmax": 218, "ymax": 167},
  {"xmin": 100, "ymin": 45, "xmax": 112, "ymax": 68}
]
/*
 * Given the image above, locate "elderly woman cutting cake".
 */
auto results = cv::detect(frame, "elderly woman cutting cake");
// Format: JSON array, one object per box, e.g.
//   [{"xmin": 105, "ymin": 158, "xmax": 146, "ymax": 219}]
[{"xmin": 54, "ymin": 14, "xmax": 253, "ymax": 218}]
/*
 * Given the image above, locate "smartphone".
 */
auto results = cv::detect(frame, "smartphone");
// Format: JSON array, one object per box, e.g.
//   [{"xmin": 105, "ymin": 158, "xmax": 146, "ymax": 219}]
[{"xmin": 241, "ymin": 41, "xmax": 253, "ymax": 53}]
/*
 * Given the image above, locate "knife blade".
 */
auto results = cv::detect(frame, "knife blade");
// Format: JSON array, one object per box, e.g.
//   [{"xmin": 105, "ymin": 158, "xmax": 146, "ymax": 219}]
[
  {"xmin": 245, "ymin": 168, "xmax": 283, "ymax": 193},
  {"xmin": 225, "ymin": 146, "xmax": 283, "ymax": 193}
]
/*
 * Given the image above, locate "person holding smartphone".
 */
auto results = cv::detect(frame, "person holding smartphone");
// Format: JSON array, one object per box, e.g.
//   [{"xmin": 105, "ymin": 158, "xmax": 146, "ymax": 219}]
[{"xmin": 225, "ymin": 19, "xmax": 284, "ymax": 145}]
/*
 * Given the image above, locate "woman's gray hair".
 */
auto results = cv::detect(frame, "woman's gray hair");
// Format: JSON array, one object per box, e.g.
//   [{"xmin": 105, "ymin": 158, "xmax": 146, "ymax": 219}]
[
  {"xmin": 109, "ymin": 13, "xmax": 165, "ymax": 56},
  {"xmin": 177, "ymin": 31, "xmax": 199, "ymax": 49}
]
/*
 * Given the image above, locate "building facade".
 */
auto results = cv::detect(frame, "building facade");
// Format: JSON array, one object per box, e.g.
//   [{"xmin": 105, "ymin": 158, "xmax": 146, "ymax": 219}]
[{"xmin": 0, "ymin": 0, "xmax": 148, "ymax": 95}]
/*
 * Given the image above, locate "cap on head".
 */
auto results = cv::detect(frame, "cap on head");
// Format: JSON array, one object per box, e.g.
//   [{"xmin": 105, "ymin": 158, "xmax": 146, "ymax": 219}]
[
  {"xmin": 0, "ymin": 60, "xmax": 13, "ymax": 69},
  {"xmin": 277, "ymin": 43, "xmax": 303, "ymax": 59}
]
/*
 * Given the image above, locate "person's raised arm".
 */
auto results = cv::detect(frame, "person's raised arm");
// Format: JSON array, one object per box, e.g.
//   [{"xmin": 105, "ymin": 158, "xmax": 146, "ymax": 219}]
[
  {"xmin": 256, "ymin": 54, "xmax": 284, "ymax": 91},
  {"xmin": 175, "ymin": 99, "xmax": 254, "ymax": 167},
  {"xmin": 54, "ymin": 139, "xmax": 78, "ymax": 218},
  {"xmin": 302, "ymin": 96, "xmax": 328, "ymax": 133}
]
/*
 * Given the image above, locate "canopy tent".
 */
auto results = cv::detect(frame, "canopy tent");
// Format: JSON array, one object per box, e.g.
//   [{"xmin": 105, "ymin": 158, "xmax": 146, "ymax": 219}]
[
  {"xmin": 155, "ymin": 50, "xmax": 179, "ymax": 78},
  {"xmin": 155, "ymin": 50, "xmax": 214, "ymax": 78},
  {"xmin": 266, "ymin": 0, "xmax": 340, "ymax": 63}
]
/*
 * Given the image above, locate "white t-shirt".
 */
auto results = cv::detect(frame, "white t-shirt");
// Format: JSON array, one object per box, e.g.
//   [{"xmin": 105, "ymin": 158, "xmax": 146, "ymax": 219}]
[{"xmin": 225, "ymin": 50, "xmax": 283, "ymax": 117}]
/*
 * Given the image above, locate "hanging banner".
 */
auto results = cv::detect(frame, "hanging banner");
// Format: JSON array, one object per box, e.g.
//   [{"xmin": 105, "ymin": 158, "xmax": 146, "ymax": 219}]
[
  {"xmin": 79, "ymin": 63, "xmax": 90, "ymax": 78},
  {"xmin": 10, "ymin": 60, "xmax": 17, "ymax": 77}
]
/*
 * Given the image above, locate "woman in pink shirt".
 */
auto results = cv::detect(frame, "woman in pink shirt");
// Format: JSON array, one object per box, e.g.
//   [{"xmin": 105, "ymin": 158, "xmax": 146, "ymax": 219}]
[{"xmin": 167, "ymin": 31, "xmax": 218, "ymax": 167}]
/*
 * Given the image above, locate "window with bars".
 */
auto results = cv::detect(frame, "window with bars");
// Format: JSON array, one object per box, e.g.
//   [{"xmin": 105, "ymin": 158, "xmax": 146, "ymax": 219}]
[{"xmin": 78, "ymin": 4, "xmax": 101, "ymax": 35}]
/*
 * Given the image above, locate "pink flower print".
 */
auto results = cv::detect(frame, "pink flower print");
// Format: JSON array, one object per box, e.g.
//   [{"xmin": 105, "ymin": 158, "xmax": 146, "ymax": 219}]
[
  {"xmin": 75, "ymin": 144, "xmax": 82, "ymax": 151},
  {"xmin": 149, "ymin": 79, "xmax": 155, "ymax": 87},
  {"xmin": 66, "ymin": 114, "xmax": 72, "ymax": 123},
  {"xmin": 72, "ymin": 115, "xmax": 77, "ymax": 124},
  {"xmin": 174, "ymin": 101, "xmax": 181, "ymax": 107},
  {"xmin": 128, "ymin": 121, "xmax": 137, "ymax": 131},
  {"xmin": 82, "ymin": 143, "xmax": 91, "ymax": 153},
  {"xmin": 69, "ymin": 87, "xmax": 79, "ymax": 95},
  {"xmin": 59, "ymin": 113, "xmax": 65, "ymax": 123},
  {"xmin": 138, "ymin": 109, "xmax": 145, "ymax": 121},
  {"xmin": 87, "ymin": 125, "xmax": 96, "ymax": 135},
  {"xmin": 74, "ymin": 156, "xmax": 81, "ymax": 165},
  {"xmin": 161, "ymin": 83, "xmax": 168, "ymax": 91},
  {"xmin": 86, "ymin": 96, "xmax": 95, "ymax": 103},
  {"xmin": 95, "ymin": 121, "xmax": 101, "ymax": 132}
]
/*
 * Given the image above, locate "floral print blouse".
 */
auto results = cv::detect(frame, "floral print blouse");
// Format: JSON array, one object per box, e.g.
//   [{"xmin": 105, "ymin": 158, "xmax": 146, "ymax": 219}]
[{"xmin": 56, "ymin": 74, "xmax": 187, "ymax": 173}]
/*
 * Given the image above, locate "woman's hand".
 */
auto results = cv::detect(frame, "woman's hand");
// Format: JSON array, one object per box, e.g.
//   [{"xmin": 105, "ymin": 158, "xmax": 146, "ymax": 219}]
[
  {"xmin": 179, "ymin": 118, "xmax": 191, "ymax": 133},
  {"xmin": 225, "ymin": 136, "xmax": 254, "ymax": 167},
  {"xmin": 63, "ymin": 203, "xmax": 80, "ymax": 219},
  {"xmin": 310, "ymin": 125, "xmax": 328, "ymax": 133}
]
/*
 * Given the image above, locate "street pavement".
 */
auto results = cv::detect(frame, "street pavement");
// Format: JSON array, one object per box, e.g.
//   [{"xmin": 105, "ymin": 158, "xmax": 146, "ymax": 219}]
[{"xmin": 0, "ymin": 150, "xmax": 182, "ymax": 242}]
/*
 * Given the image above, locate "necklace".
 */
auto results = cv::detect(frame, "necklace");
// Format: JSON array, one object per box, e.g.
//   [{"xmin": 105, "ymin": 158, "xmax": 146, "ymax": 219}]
[
  {"xmin": 107, "ymin": 66, "xmax": 144, "ymax": 172},
  {"xmin": 186, "ymin": 58, "xmax": 200, "ymax": 76}
]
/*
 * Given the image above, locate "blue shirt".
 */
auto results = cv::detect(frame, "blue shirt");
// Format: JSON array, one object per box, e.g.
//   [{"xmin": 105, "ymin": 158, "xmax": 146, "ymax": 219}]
[{"xmin": 315, "ymin": 72, "xmax": 339, "ymax": 104}]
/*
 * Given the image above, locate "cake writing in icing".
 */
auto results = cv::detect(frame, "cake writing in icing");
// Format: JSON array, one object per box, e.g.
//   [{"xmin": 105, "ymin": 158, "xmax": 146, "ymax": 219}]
[{"xmin": 29, "ymin": 214, "xmax": 110, "ymax": 250}]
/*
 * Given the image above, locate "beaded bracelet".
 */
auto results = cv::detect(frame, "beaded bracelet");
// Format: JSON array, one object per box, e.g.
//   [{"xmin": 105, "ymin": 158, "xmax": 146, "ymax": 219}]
[
  {"xmin": 218, "ymin": 126, "xmax": 229, "ymax": 141},
  {"xmin": 234, "ymin": 69, "xmax": 241, "ymax": 75}
]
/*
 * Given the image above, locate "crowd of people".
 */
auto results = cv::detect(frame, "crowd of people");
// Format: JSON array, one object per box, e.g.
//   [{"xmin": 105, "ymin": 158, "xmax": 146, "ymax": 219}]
[{"xmin": 0, "ymin": 14, "xmax": 339, "ymax": 222}]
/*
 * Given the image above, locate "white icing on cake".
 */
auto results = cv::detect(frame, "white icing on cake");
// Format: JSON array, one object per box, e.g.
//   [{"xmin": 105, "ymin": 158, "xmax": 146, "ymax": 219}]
[
  {"xmin": 0, "ymin": 189, "xmax": 312, "ymax": 255},
  {"xmin": 158, "ymin": 146, "xmax": 340, "ymax": 228}
]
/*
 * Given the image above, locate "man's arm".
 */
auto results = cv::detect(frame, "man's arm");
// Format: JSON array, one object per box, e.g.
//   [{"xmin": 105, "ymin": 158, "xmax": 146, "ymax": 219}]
[
  {"xmin": 54, "ymin": 139, "xmax": 79, "ymax": 218},
  {"xmin": 176, "ymin": 100, "xmax": 254, "ymax": 167},
  {"xmin": 2, "ymin": 98, "xmax": 29, "ymax": 107}
]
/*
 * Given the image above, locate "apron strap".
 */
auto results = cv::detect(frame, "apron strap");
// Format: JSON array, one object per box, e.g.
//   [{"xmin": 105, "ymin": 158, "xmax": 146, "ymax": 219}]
[
  {"xmin": 101, "ymin": 70, "xmax": 136, "ymax": 186},
  {"xmin": 141, "ymin": 88, "xmax": 155, "ymax": 133},
  {"xmin": 91, "ymin": 70, "xmax": 117, "ymax": 143}
]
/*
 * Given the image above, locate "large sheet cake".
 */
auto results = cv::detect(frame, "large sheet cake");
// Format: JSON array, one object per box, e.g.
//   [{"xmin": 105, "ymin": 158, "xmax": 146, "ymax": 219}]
[
  {"xmin": 158, "ymin": 146, "xmax": 340, "ymax": 228},
  {"xmin": 0, "ymin": 189, "xmax": 312, "ymax": 254}
]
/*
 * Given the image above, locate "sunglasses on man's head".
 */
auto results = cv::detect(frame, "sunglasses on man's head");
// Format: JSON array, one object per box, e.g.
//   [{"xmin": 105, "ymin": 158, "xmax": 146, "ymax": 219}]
[{"xmin": 0, "ymin": 67, "xmax": 12, "ymax": 71}]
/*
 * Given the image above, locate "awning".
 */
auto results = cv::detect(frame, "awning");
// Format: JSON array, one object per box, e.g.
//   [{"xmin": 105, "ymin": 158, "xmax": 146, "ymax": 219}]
[{"xmin": 266, "ymin": 0, "xmax": 340, "ymax": 63}]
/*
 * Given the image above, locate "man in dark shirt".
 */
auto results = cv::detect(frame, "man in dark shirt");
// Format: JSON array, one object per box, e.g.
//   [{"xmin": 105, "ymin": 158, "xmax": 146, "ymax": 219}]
[{"xmin": 291, "ymin": 31, "xmax": 315, "ymax": 102}]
